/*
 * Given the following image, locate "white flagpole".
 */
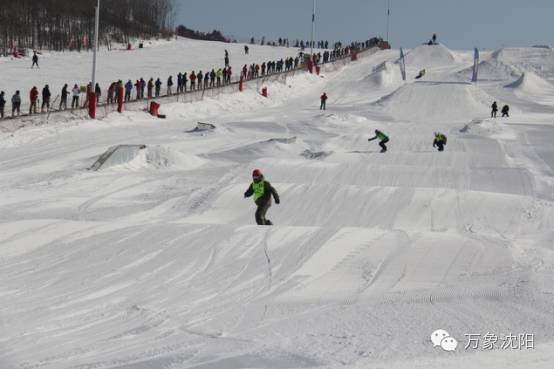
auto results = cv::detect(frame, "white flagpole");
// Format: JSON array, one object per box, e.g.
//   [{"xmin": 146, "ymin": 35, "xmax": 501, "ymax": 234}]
[{"xmin": 311, "ymin": 0, "xmax": 316, "ymax": 56}]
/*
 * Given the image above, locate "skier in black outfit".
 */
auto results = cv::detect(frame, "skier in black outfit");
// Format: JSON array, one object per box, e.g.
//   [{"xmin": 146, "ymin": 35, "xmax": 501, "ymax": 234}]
[
  {"xmin": 501, "ymin": 104, "xmax": 510, "ymax": 117},
  {"xmin": 244, "ymin": 169, "xmax": 280, "ymax": 225},
  {"xmin": 491, "ymin": 101, "xmax": 498, "ymax": 118},
  {"xmin": 31, "ymin": 52, "xmax": 39, "ymax": 68}
]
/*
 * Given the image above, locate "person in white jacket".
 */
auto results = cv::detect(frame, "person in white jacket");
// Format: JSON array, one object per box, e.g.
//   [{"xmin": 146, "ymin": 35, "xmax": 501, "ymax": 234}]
[{"xmin": 71, "ymin": 84, "xmax": 80, "ymax": 110}]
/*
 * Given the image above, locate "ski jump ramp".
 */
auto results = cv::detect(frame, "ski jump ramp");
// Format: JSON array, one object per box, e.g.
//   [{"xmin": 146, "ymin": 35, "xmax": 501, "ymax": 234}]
[{"xmin": 89, "ymin": 144, "xmax": 147, "ymax": 171}]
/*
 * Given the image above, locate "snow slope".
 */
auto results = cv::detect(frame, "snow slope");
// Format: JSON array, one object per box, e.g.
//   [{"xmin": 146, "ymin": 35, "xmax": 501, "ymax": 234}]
[{"xmin": 1, "ymin": 40, "xmax": 554, "ymax": 369}]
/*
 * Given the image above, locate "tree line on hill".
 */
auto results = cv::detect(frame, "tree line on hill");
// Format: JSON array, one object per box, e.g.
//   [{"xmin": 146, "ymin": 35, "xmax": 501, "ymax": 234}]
[
  {"xmin": 0, "ymin": 0, "xmax": 174, "ymax": 53},
  {"xmin": 175, "ymin": 25, "xmax": 229, "ymax": 43}
]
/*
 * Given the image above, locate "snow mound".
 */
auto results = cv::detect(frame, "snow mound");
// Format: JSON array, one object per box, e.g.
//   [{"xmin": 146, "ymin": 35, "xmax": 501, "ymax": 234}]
[
  {"xmin": 207, "ymin": 137, "xmax": 301, "ymax": 161},
  {"xmin": 456, "ymin": 59, "xmax": 520, "ymax": 82},
  {"xmin": 97, "ymin": 145, "xmax": 206, "ymax": 171},
  {"xmin": 405, "ymin": 44, "xmax": 456, "ymax": 67},
  {"xmin": 491, "ymin": 47, "xmax": 554, "ymax": 81},
  {"xmin": 374, "ymin": 81, "xmax": 491, "ymax": 122},
  {"xmin": 505, "ymin": 71, "xmax": 554, "ymax": 93},
  {"xmin": 364, "ymin": 61, "xmax": 403, "ymax": 88}
]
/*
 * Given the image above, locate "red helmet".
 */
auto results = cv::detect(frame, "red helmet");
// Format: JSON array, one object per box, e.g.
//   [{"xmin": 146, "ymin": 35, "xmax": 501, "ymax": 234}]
[{"xmin": 252, "ymin": 169, "xmax": 262, "ymax": 177}]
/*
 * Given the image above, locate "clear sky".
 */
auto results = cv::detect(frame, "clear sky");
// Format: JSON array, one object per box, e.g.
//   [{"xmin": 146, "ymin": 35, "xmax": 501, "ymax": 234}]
[{"xmin": 174, "ymin": 0, "xmax": 553, "ymax": 50}]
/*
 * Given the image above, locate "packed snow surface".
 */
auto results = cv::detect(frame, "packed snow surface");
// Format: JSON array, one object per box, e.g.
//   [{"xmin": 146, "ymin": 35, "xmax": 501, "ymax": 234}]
[{"xmin": 1, "ymin": 39, "xmax": 554, "ymax": 369}]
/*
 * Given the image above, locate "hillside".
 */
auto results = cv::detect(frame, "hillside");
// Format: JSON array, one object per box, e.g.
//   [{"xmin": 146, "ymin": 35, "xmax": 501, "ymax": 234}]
[{"xmin": 1, "ymin": 40, "xmax": 553, "ymax": 369}]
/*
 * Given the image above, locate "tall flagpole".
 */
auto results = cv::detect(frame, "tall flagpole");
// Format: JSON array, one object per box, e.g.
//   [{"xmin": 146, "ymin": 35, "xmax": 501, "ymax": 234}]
[
  {"xmin": 311, "ymin": 0, "xmax": 316, "ymax": 55},
  {"xmin": 92, "ymin": 0, "xmax": 100, "ymax": 91},
  {"xmin": 386, "ymin": 0, "xmax": 390, "ymax": 42}
]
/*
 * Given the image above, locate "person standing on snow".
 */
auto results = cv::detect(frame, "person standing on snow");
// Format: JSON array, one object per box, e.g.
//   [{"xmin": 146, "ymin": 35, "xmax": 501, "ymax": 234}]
[
  {"xmin": 491, "ymin": 101, "xmax": 498, "ymax": 118},
  {"xmin": 71, "ymin": 84, "xmax": 80, "ymax": 110},
  {"xmin": 29, "ymin": 86, "xmax": 39, "ymax": 114},
  {"xmin": 31, "ymin": 52, "xmax": 39, "ymax": 69},
  {"xmin": 155, "ymin": 78, "xmax": 162, "ymax": 97},
  {"xmin": 433, "ymin": 132, "xmax": 447, "ymax": 152},
  {"xmin": 147, "ymin": 78, "xmax": 154, "ymax": 99},
  {"xmin": 60, "ymin": 84, "xmax": 68, "ymax": 110},
  {"xmin": 0, "ymin": 91, "xmax": 6, "ymax": 118},
  {"xmin": 216, "ymin": 68, "xmax": 223, "ymax": 87},
  {"xmin": 41, "ymin": 84, "xmax": 51, "ymax": 112},
  {"xmin": 182, "ymin": 72, "xmax": 188, "ymax": 92},
  {"xmin": 95, "ymin": 83, "xmax": 101, "ymax": 104},
  {"xmin": 210, "ymin": 69, "xmax": 216, "ymax": 87},
  {"xmin": 190, "ymin": 71, "xmax": 197, "ymax": 91},
  {"xmin": 125, "ymin": 80, "xmax": 133, "ymax": 102},
  {"xmin": 167, "ymin": 75, "xmax": 174, "ymax": 95},
  {"xmin": 11, "ymin": 91, "xmax": 21, "ymax": 117},
  {"xmin": 244, "ymin": 169, "xmax": 280, "ymax": 226},
  {"xmin": 501, "ymin": 104, "xmax": 510, "ymax": 117},
  {"xmin": 368, "ymin": 129, "xmax": 390, "ymax": 152},
  {"xmin": 197, "ymin": 71, "xmax": 204, "ymax": 89},
  {"xmin": 320, "ymin": 92, "xmax": 328, "ymax": 110}
]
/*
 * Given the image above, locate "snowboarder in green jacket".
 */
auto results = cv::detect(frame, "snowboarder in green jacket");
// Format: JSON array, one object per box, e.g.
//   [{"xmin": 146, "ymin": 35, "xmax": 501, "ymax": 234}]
[
  {"xmin": 244, "ymin": 169, "xmax": 280, "ymax": 225},
  {"xmin": 368, "ymin": 129, "xmax": 390, "ymax": 152},
  {"xmin": 433, "ymin": 132, "xmax": 447, "ymax": 152}
]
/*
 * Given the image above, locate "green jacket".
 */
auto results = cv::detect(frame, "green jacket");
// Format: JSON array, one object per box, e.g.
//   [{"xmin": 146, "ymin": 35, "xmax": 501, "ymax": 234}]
[
  {"xmin": 434, "ymin": 133, "xmax": 447, "ymax": 144},
  {"xmin": 245, "ymin": 177, "xmax": 280, "ymax": 206},
  {"xmin": 369, "ymin": 130, "xmax": 389, "ymax": 141}
]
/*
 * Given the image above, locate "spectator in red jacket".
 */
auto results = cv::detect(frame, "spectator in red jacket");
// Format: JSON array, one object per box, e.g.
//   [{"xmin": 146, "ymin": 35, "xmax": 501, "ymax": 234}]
[
  {"xmin": 190, "ymin": 71, "xmax": 197, "ymax": 90},
  {"xmin": 29, "ymin": 86, "xmax": 39, "ymax": 114}
]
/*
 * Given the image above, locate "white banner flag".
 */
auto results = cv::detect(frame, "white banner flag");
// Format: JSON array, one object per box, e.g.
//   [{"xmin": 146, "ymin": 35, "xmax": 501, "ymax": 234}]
[{"xmin": 471, "ymin": 48, "xmax": 479, "ymax": 82}]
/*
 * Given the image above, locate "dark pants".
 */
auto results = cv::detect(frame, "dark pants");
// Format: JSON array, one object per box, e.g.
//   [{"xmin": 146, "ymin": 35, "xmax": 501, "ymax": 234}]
[
  {"xmin": 12, "ymin": 103, "xmax": 20, "ymax": 116},
  {"xmin": 491, "ymin": 110, "xmax": 497, "ymax": 118},
  {"xmin": 435, "ymin": 142, "xmax": 445, "ymax": 151},
  {"xmin": 320, "ymin": 101, "xmax": 326, "ymax": 110},
  {"xmin": 379, "ymin": 137, "xmax": 389, "ymax": 152},
  {"xmin": 502, "ymin": 112, "xmax": 509, "ymax": 117},
  {"xmin": 255, "ymin": 202, "xmax": 272, "ymax": 225}
]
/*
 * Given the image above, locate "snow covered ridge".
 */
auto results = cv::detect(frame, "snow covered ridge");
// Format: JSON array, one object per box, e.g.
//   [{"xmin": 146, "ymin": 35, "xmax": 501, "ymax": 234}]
[{"xmin": 1, "ymin": 40, "xmax": 554, "ymax": 369}]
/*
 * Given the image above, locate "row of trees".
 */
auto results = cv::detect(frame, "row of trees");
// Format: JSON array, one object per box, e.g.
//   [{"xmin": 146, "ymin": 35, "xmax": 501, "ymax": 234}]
[
  {"xmin": 175, "ymin": 25, "xmax": 228, "ymax": 43},
  {"xmin": 0, "ymin": 0, "xmax": 174, "ymax": 53}
]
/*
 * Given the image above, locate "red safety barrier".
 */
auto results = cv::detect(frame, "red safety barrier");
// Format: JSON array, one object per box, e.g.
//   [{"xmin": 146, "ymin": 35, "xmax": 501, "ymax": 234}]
[
  {"xmin": 351, "ymin": 51, "xmax": 358, "ymax": 61},
  {"xmin": 316, "ymin": 65, "xmax": 320, "ymax": 75},
  {"xmin": 88, "ymin": 92, "xmax": 96, "ymax": 119},
  {"xmin": 239, "ymin": 76, "xmax": 244, "ymax": 92},
  {"xmin": 307, "ymin": 60, "xmax": 313, "ymax": 74},
  {"xmin": 261, "ymin": 87, "xmax": 268, "ymax": 97},
  {"xmin": 149, "ymin": 101, "xmax": 160, "ymax": 116},
  {"xmin": 117, "ymin": 87, "xmax": 124, "ymax": 113}
]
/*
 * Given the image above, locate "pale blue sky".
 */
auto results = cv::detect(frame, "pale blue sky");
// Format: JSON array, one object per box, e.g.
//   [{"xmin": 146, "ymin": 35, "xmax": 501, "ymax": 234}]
[{"xmin": 174, "ymin": 0, "xmax": 553, "ymax": 49}]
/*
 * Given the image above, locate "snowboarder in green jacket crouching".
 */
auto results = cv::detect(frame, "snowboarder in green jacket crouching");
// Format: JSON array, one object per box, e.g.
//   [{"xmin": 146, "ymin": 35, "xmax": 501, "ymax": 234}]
[
  {"xmin": 433, "ymin": 132, "xmax": 447, "ymax": 152},
  {"xmin": 244, "ymin": 169, "xmax": 280, "ymax": 225},
  {"xmin": 368, "ymin": 129, "xmax": 390, "ymax": 152}
]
